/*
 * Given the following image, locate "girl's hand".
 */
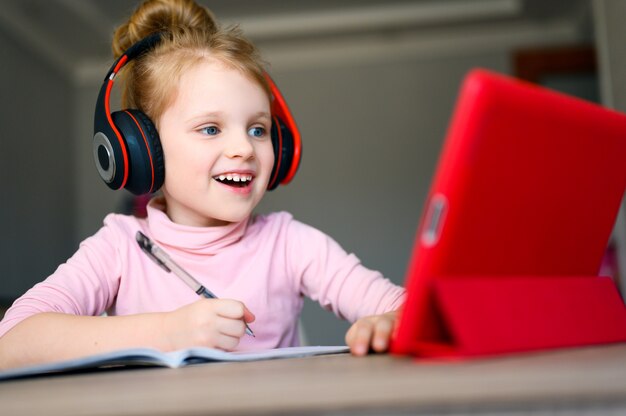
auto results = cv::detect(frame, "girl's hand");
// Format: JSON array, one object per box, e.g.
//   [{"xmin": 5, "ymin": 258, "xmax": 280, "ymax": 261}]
[
  {"xmin": 161, "ymin": 298, "xmax": 255, "ymax": 351},
  {"xmin": 345, "ymin": 309, "xmax": 400, "ymax": 356}
]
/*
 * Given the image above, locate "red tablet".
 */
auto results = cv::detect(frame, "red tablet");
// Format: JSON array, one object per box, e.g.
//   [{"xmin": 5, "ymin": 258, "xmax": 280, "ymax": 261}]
[{"xmin": 391, "ymin": 69, "xmax": 626, "ymax": 357}]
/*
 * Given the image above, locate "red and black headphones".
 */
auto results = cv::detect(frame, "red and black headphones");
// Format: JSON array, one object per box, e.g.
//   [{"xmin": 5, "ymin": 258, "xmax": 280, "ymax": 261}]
[{"xmin": 93, "ymin": 32, "xmax": 302, "ymax": 195}]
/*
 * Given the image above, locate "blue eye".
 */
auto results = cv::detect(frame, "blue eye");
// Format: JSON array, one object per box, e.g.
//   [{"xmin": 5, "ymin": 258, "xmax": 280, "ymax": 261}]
[
  {"xmin": 248, "ymin": 127, "xmax": 266, "ymax": 138},
  {"xmin": 201, "ymin": 126, "xmax": 220, "ymax": 136}
]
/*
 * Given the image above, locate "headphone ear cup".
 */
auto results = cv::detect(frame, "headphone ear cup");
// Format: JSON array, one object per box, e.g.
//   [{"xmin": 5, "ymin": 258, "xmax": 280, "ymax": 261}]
[
  {"xmin": 268, "ymin": 115, "xmax": 295, "ymax": 190},
  {"xmin": 111, "ymin": 109, "xmax": 164, "ymax": 195}
]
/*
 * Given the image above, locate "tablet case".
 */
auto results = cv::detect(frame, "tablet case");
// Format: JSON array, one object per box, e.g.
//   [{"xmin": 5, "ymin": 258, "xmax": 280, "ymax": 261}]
[{"xmin": 392, "ymin": 69, "xmax": 626, "ymax": 357}]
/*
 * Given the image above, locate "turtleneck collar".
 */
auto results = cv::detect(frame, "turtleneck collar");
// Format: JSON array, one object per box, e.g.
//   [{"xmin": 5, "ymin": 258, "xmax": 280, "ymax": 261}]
[{"xmin": 145, "ymin": 197, "xmax": 249, "ymax": 256}]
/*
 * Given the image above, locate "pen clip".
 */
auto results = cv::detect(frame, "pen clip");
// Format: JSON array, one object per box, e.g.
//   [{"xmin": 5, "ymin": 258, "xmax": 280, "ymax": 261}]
[{"xmin": 136, "ymin": 231, "xmax": 171, "ymax": 272}]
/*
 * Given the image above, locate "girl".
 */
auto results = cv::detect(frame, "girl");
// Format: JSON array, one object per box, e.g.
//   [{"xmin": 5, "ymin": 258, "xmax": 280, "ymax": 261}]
[{"xmin": 0, "ymin": 0, "xmax": 404, "ymax": 369}]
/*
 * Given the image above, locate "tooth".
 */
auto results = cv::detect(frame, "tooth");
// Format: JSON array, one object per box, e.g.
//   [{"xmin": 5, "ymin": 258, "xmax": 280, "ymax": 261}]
[
  {"xmin": 233, "ymin": 175, "xmax": 240, "ymax": 182},
  {"xmin": 219, "ymin": 175, "xmax": 226, "ymax": 181},
  {"xmin": 226, "ymin": 174, "xmax": 232, "ymax": 180},
  {"xmin": 247, "ymin": 175, "xmax": 252, "ymax": 181}
]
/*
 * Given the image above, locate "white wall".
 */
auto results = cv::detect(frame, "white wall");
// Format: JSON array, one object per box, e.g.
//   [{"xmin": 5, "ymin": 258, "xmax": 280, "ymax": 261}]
[{"xmin": 0, "ymin": 27, "xmax": 75, "ymax": 301}]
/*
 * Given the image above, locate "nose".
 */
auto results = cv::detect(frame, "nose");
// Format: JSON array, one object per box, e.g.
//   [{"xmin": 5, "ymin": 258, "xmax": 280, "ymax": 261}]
[{"xmin": 224, "ymin": 130, "xmax": 254, "ymax": 160}]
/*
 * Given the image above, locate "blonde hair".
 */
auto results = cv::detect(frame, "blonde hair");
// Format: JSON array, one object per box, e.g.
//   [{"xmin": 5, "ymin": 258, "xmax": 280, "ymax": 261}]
[{"xmin": 111, "ymin": 0, "xmax": 269, "ymax": 124}]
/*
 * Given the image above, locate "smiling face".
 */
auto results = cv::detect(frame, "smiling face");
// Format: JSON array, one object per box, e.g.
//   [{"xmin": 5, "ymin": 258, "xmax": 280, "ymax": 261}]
[{"xmin": 157, "ymin": 59, "xmax": 275, "ymax": 227}]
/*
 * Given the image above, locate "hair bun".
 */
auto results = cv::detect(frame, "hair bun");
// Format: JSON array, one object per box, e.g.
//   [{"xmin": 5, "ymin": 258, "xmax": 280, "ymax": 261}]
[{"xmin": 112, "ymin": 0, "xmax": 217, "ymax": 57}]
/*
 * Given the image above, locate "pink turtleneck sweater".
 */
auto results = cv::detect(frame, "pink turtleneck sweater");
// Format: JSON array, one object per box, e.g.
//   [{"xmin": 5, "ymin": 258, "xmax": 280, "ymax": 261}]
[{"xmin": 0, "ymin": 199, "xmax": 405, "ymax": 350}]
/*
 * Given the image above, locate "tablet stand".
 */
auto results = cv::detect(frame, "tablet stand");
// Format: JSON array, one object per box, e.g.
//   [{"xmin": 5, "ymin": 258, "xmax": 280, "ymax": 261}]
[{"xmin": 391, "ymin": 276, "xmax": 626, "ymax": 357}]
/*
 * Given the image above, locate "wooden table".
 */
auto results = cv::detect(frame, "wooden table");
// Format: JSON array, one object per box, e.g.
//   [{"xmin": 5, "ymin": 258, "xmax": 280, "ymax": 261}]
[{"xmin": 1, "ymin": 344, "xmax": 625, "ymax": 415}]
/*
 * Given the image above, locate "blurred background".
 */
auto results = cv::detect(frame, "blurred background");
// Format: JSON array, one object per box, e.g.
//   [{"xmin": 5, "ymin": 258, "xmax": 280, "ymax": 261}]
[{"xmin": 0, "ymin": 0, "xmax": 625, "ymax": 345}]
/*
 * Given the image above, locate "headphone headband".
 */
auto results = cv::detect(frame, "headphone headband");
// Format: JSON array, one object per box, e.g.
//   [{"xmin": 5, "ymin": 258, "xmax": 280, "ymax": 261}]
[{"xmin": 103, "ymin": 33, "xmax": 162, "ymax": 82}]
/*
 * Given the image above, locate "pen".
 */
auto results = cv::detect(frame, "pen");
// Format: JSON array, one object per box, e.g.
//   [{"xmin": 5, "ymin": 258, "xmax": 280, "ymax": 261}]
[{"xmin": 135, "ymin": 231, "xmax": 255, "ymax": 337}]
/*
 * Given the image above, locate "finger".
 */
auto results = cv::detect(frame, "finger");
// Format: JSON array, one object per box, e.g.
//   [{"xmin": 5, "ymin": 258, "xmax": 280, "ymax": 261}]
[
  {"xmin": 371, "ymin": 319, "xmax": 393, "ymax": 353},
  {"xmin": 243, "ymin": 306, "xmax": 255, "ymax": 324},
  {"xmin": 345, "ymin": 324, "xmax": 358, "ymax": 346},
  {"xmin": 217, "ymin": 317, "xmax": 247, "ymax": 338},
  {"xmin": 350, "ymin": 321, "xmax": 374, "ymax": 356},
  {"xmin": 215, "ymin": 300, "xmax": 246, "ymax": 319}
]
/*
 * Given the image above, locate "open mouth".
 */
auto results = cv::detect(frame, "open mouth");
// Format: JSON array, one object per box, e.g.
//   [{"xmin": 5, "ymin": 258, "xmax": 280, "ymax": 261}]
[{"xmin": 213, "ymin": 173, "xmax": 254, "ymax": 188}]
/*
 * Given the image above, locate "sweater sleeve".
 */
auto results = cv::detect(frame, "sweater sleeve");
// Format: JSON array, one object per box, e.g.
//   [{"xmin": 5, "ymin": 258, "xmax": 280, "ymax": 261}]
[
  {"xmin": 0, "ymin": 215, "xmax": 124, "ymax": 338},
  {"xmin": 286, "ymin": 217, "xmax": 405, "ymax": 323}
]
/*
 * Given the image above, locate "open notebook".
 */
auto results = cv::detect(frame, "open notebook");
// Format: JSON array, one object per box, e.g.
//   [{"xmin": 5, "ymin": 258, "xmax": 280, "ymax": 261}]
[{"xmin": 0, "ymin": 345, "xmax": 349, "ymax": 381}]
